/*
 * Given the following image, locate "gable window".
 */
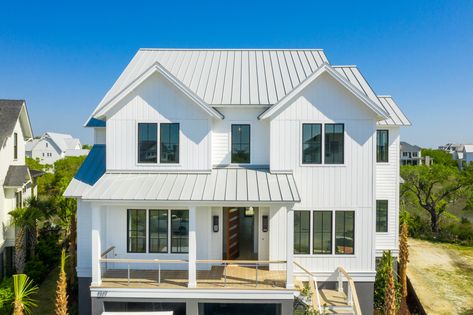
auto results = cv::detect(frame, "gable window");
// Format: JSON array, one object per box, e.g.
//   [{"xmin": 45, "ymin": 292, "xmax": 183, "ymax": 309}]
[
  {"xmin": 325, "ymin": 124, "xmax": 344, "ymax": 164},
  {"xmin": 294, "ymin": 211, "xmax": 310, "ymax": 254},
  {"xmin": 138, "ymin": 123, "xmax": 157, "ymax": 163},
  {"xmin": 377, "ymin": 130, "xmax": 389, "ymax": 162},
  {"xmin": 302, "ymin": 124, "xmax": 322, "ymax": 164},
  {"xmin": 335, "ymin": 211, "xmax": 354, "ymax": 254},
  {"xmin": 376, "ymin": 200, "xmax": 388, "ymax": 232},
  {"xmin": 231, "ymin": 124, "xmax": 250, "ymax": 164},
  {"xmin": 171, "ymin": 210, "xmax": 189, "ymax": 253},
  {"xmin": 127, "ymin": 209, "xmax": 146, "ymax": 253},
  {"xmin": 160, "ymin": 123, "xmax": 180, "ymax": 163},
  {"xmin": 13, "ymin": 132, "xmax": 18, "ymax": 160},
  {"xmin": 313, "ymin": 211, "xmax": 332, "ymax": 254},
  {"xmin": 149, "ymin": 210, "xmax": 168, "ymax": 253}
]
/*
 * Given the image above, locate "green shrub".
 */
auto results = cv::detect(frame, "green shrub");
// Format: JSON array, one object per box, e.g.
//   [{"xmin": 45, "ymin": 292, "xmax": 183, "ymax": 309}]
[
  {"xmin": 36, "ymin": 228, "xmax": 62, "ymax": 269},
  {"xmin": 374, "ymin": 251, "xmax": 401, "ymax": 313},
  {"xmin": 25, "ymin": 256, "xmax": 49, "ymax": 284},
  {"xmin": 0, "ymin": 277, "xmax": 13, "ymax": 314}
]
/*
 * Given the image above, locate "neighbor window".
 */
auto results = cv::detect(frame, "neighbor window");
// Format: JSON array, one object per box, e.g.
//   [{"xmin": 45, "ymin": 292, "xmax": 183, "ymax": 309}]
[
  {"xmin": 171, "ymin": 210, "xmax": 189, "ymax": 253},
  {"xmin": 13, "ymin": 133, "xmax": 18, "ymax": 160},
  {"xmin": 15, "ymin": 191, "xmax": 22, "ymax": 208},
  {"xmin": 231, "ymin": 124, "xmax": 250, "ymax": 163},
  {"xmin": 335, "ymin": 211, "xmax": 354, "ymax": 254},
  {"xmin": 377, "ymin": 130, "xmax": 389, "ymax": 162},
  {"xmin": 376, "ymin": 200, "xmax": 388, "ymax": 232},
  {"xmin": 313, "ymin": 211, "xmax": 332, "ymax": 254},
  {"xmin": 127, "ymin": 209, "xmax": 146, "ymax": 253},
  {"xmin": 160, "ymin": 123, "xmax": 180, "ymax": 163},
  {"xmin": 149, "ymin": 210, "xmax": 168, "ymax": 253},
  {"xmin": 302, "ymin": 124, "xmax": 322, "ymax": 164},
  {"xmin": 325, "ymin": 124, "xmax": 344, "ymax": 164},
  {"xmin": 138, "ymin": 123, "xmax": 157, "ymax": 163},
  {"xmin": 294, "ymin": 211, "xmax": 310, "ymax": 254}
]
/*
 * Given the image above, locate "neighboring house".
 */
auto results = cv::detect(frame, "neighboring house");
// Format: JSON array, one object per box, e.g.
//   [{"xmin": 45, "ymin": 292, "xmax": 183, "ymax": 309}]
[
  {"xmin": 0, "ymin": 100, "xmax": 34, "ymax": 280},
  {"xmin": 65, "ymin": 49, "xmax": 410, "ymax": 315},
  {"xmin": 26, "ymin": 132, "xmax": 89, "ymax": 164},
  {"xmin": 400, "ymin": 141, "xmax": 423, "ymax": 165},
  {"xmin": 463, "ymin": 145, "xmax": 473, "ymax": 166}
]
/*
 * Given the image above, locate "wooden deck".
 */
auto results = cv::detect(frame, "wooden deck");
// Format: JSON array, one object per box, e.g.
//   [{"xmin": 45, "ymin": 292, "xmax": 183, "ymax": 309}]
[{"xmin": 98, "ymin": 265, "xmax": 289, "ymax": 290}]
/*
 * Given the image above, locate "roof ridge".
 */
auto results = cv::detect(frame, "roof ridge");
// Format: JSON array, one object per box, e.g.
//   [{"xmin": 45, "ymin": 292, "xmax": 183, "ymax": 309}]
[
  {"xmin": 139, "ymin": 48, "xmax": 326, "ymax": 52},
  {"xmin": 332, "ymin": 65, "xmax": 357, "ymax": 68}
]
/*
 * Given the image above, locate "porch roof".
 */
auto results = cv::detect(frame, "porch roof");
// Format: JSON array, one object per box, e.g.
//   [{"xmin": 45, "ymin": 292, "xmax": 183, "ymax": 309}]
[{"xmin": 82, "ymin": 168, "xmax": 300, "ymax": 203}]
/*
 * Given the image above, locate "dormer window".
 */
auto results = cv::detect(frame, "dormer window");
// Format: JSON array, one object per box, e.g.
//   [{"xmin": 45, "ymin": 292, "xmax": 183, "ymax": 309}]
[
  {"xmin": 231, "ymin": 124, "xmax": 250, "ymax": 164},
  {"xmin": 160, "ymin": 123, "xmax": 180, "ymax": 164},
  {"xmin": 138, "ymin": 123, "xmax": 157, "ymax": 163},
  {"xmin": 13, "ymin": 132, "xmax": 18, "ymax": 160}
]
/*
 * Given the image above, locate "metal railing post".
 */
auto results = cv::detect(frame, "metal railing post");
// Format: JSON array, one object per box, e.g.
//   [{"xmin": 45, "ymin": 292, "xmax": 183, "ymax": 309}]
[{"xmin": 128, "ymin": 264, "xmax": 130, "ymax": 286}]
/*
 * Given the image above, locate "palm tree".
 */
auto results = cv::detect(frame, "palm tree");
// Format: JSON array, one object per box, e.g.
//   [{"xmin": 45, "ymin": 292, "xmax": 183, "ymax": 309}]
[
  {"xmin": 10, "ymin": 208, "xmax": 28, "ymax": 273},
  {"xmin": 24, "ymin": 197, "xmax": 46, "ymax": 257},
  {"xmin": 55, "ymin": 249, "xmax": 69, "ymax": 315},
  {"xmin": 384, "ymin": 251, "xmax": 396, "ymax": 315},
  {"xmin": 399, "ymin": 222, "xmax": 409, "ymax": 298},
  {"xmin": 13, "ymin": 274, "xmax": 38, "ymax": 315}
]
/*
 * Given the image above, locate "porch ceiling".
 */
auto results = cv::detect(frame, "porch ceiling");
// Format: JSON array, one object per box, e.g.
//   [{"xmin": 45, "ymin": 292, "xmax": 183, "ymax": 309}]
[{"xmin": 82, "ymin": 168, "xmax": 300, "ymax": 203}]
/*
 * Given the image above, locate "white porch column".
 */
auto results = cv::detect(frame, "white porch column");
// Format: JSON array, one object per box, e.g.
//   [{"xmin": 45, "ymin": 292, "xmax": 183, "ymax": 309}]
[
  {"xmin": 91, "ymin": 205, "xmax": 102, "ymax": 286},
  {"xmin": 188, "ymin": 206, "xmax": 197, "ymax": 288},
  {"xmin": 286, "ymin": 207, "xmax": 294, "ymax": 289}
]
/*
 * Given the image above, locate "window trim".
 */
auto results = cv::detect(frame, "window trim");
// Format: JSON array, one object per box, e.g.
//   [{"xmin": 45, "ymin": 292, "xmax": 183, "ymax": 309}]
[
  {"xmin": 301, "ymin": 123, "xmax": 322, "ymax": 165},
  {"xmin": 376, "ymin": 129, "xmax": 389, "ymax": 163},
  {"xmin": 324, "ymin": 123, "xmax": 345, "ymax": 165},
  {"xmin": 160, "ymin": 123, "xmax": 180, "ymax": 164},
  {"xmin": 335, "ymin": 211, "xmax": 355, "ymax": 255},
  {"xmin": 137, "ymin": 122, "xmax": 158, "ymax": 164},
  {"xmin": 313, "ymin": 211, "xmax": 333, "ymax": 255},
  {"xmin": 376, "ymin": 200, "xmax": 389, "ymax": 233},
  {"xmin": 294, "ymin": 210, "xmax": 311, "ymax": 255},
  {"xmin": 136, "ymin": 121, "xmax": 181, "ymax": 166},
  {"xmin": 127, "ymin": 209, "xmax": 147, "ymax": 253},
  {"xmin": 230, "ymin": 124, "xmax": 251, "ymax": 164},
  {"xmin": 148, "ymin": 209, "xmax": 169, "ymax": 253}
]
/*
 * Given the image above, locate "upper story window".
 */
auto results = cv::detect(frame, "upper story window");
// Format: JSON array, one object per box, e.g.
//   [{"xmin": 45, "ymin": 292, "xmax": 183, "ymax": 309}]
[
  {"xmin": 412, "ymin": 152, "xmax": 418, "ymax": 157},
  {"xmin": 13, "ymin": 132, "xmax": 18, "ymax": 160},
  {"xmin": 376, "ymin": 200, "xmax": 388, "ymax": 232},
  {"xmin": 302, "ymin": 124, "xmax": 322, "ymax": 164},
  {"xmin": 324, "ymin": 124, "xmax": 344, "ymax": 164},
  {"xmin": 138, "ymin": 123, "xmax": 157, "ymax": 163},
  {"xmin": 231, "ymin": 124, "xmax": 250, "ymax": 164},
  {"xmin": 377, "ymin": 130, "xmax": 389, "ymax": 162},
  {"xmin": 160, "ymin": 123, "xmax": 180, "ymax": 164}
]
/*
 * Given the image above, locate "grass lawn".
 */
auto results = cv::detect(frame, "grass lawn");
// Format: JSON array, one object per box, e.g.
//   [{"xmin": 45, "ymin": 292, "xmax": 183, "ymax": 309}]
[
  {"xmin": 32, "ymin": 265, "xmax": 59, "ymax": 315},
  {"xmin": 408, "ymin": 238, "xmax": 473, "ymax": 315}
]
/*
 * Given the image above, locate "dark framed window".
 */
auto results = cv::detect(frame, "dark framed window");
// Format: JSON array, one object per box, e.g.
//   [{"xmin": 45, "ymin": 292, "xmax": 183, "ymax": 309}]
[
  {"xmin": 325, "ymin": 124, "xmax": 344, "ymax": 164},
  {"xmin": 302, "ymin": 124, "xmax": 322, "ymax": 164},
  {"xmin": 15, "ymin": 191, "xmax": 22, "ymax": 209},
  {"xmin": 127, "ymin": 209, "xmax": 146, "ymax": 253},
  {"xmin": 149, "ymin": 210, "xmax": 168, "ymax": 253},
  {"xmin": 231, "ymin": 124, "xmax": 250, "ymax": 163},
  {"xmin": 160, "ymin": 123, "xmax": 180, "ymax": 163},
  {"xmin": 335, "ymin": 211, "xmax": 354, "ymax": 255},
  {"xmin": 13, "ymin": 133, "xmax": 18, "ymax": 160},
  {"xmin": 313, "ymin": 211, "xmax": 332, "ymax": 254},
  {"xmin": 376, "ymin": 200, "xmax": 388, "ymax": 232},
  {"xmin": 138, "ymin": 123, "xmax": 157, "ymax": 163},
  {"xmin": 171, "ymin": 210, "xmax": 189, "ymax": 253},
  {"xmin": 294, "ymin": 211, "xmax": 310, "ymax": 254},
  {"xmin": 377, "ymin": 130, "xmax": 389, "ymax": 162}
]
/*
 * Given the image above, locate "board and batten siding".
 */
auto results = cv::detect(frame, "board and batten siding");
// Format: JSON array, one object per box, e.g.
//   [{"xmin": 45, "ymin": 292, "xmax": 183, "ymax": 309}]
[
  {"xmin": 105, "ymin": 73, "xmax": 212, "ymax": 171},
  {"xmin": 269, "ymin": 73, "xmax": 377, "ymax": 275},
  {"xmin": 375, "ymin": 127, "xmax": 400, "ymax": 255}
]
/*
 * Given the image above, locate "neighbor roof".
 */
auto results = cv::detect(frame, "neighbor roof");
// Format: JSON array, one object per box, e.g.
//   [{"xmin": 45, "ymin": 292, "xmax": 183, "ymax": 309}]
[
  {"xmin": 400, "ymin": 141, "xmax": 421, "ymax": 152},
  {"xmin": 463, "ymin": 145, "xmax": 473, "ymax": 153},
  {"xmin": 0, "ymin": 100, "xmax": 32, "ymax": 146},
  {"xmin": 4, "ymin": 165, "xmax": 31, "ymax": 188}
]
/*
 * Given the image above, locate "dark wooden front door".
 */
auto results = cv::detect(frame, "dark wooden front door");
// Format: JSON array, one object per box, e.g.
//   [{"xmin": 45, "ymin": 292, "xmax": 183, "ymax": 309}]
[{"xmin": 225, "ymin": 208, "xmax": 240, "ymax": 260}]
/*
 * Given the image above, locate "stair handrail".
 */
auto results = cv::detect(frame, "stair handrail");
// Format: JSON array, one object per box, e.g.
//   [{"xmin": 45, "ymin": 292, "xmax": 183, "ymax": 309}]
[
  {"xmin": 337, "ymin": 266, "xmax": 362, "ymax": 315},
  {"xmin": 294, "ymin": 262, "xmax": 322, "ymax": 313}
]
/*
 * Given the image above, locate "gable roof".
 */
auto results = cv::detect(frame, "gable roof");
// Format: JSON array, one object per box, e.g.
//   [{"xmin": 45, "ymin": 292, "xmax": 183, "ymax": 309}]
[
  {"xmin": 27, "ymin": 132, "xmax": 81, "ymax": 153},
  {"xmin": 463, "ymin": 145, "xmax": 473, "ymax": 153},
  {"xmin": 0, "ymin": 100, "xmax": 33, "ymax": 146},
  {"xmin": 400, "ymin": 141, "xmax": 421, "ymax": 152},
  {"xmin": 4, "ymin": 165, "xmax": 31, "ymax": 188}
]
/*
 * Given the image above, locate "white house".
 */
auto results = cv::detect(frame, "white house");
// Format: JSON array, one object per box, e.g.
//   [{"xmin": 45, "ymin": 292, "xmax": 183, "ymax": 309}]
[
  {"xmin": 26, "ymin": 132, "xmax": 89, "ymax": 164},
  {"xmin": 0, "ymin": 99, "xmax": 34, "ymax": 279},
  {"xmin": 400, "ymin": 141, "xmax": 422, "ymax": 165},
  {"xmin": 65, "ymin": 49, "xmax": 410, "ymax": 315}
]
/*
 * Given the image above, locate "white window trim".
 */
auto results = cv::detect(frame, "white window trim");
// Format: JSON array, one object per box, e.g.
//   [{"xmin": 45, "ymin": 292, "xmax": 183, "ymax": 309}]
[{"xmin": 229, "ymin": 122, "xmax": 252, "ymax": 165}]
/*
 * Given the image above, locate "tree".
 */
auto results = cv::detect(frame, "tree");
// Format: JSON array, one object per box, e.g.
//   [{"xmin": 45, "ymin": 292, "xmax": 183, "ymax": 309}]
[
  {"xmin": 12, "ymin": 274, "xmax": 38, "ymax": 315},
  {"xmin": 384, "ymin": 251, "xmax": 396, "ymax": 315},
  {"xmin": 10, "ymin": 208, "xmax": 28, "ymax": 274},
  {"xmin": 81, "ymin": 144, "xmax": 92, "ymax": 150},
  {"xmin": 55, "ymin": 249, "xmax": 68, "ymax": 315},
  {"xmin": 374, "ymin": 251, "xmax": 401, "ymax": 313},
  {"xmin": 401, "ymin": 164, "xmax": 473, "ymax": 233},
  {"xmin": 399, "ymin": 221, "xmax": 409, "ymax": 299},
  {"xmin": 421, "ymin": 149, "xmax": 457, "ymax": 167}
]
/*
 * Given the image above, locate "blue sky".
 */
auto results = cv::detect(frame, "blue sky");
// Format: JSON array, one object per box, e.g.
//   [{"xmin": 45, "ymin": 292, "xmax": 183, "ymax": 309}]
[{"xmin": 1, "ymin": 0, "xmax": 472, "ymax": 147}]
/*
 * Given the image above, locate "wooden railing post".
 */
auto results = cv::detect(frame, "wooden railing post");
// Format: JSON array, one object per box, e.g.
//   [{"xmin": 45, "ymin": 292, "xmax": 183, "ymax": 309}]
[
  {"xmin": 337, "ymin": 268, "xmax": 343, "ymax": 292},
  {"xmin": 188, "ymin": 206, "xmax": 197, "ymax": 288}
]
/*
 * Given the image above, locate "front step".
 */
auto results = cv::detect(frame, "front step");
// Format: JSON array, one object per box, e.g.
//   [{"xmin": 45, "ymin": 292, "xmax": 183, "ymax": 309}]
[{"xmin": 319, "ymin": 289, "xmax": 354, "ymax": 314}]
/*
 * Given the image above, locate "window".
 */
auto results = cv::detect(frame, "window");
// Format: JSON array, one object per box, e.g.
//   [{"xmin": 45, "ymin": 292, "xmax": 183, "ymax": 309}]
[
  {"xmin": 302, "ymin": 124, "xmax": 322, "ymax": 164},
  {"xmin": 231, "ymin": 124, "xmax": 250, "ymax": 163},
  {"xmin": 325, "ymin": 124, "xmax": 344, "ymax": 164},
  {"xmin": 412, "ymin": 152, "xmax": 418, "ymax": 157},
  {"xmin": 138, "ymin": 123, "xmax": 157, "ymax": 163},
  {"xmin": 46, "ymin": 142, "xmax": 48, "ymax": 147},
  {"xmin": 335, "ymin": 211, "xmax": 354, "ymax": 254},
  {"xmin": 294, "ymin": 211, "xmax": 310, "ymax": 254},
  {"xmin": 15, "ymin": 191, "xmax": 22, "ymax": 209},
  {"xmin": 376, "ymin": 200, "xmax": 388, "ymax": 232},
  {"xmin": 149, "ymin": 210, "xmax": 168, "ymax": 253},
  {"xmin": 171, "ymin": 210, "xmax": 189, "ymax": 253},
  {"xmin": 13, "ymin": 133, "xmax": 18, "ymax": 160},
  {"xmin": 402, "ymin": 152, "xmax": 408, "ymax": 157},
  {"xmin": 127, "ymin": 209, "xmax": 146, "ymax": 253},
  {"xmin": 377, "ymin": 130, "xmax": 389, "ymax": 162},
  {"xmin": 313, "ymin": 211, "xmax": 332, "ymax": 254},
  {"xmin": 160, "ymin": 123, "xmax": 180, "ymax": 163}
]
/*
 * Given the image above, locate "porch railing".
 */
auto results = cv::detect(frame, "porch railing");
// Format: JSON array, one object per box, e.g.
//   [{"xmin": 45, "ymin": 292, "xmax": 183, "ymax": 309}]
[
  {"xmin": 337, "ymin": 266, "xmax": 362, "ymax": 315},
  {"xmin": 293, "ymin": 261, "xmax": 322, "ymax": 313}
]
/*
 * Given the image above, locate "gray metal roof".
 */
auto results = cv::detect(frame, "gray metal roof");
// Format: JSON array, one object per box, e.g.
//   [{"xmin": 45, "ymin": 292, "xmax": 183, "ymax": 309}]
[
  {"xmin": 4, "ymin": 165, "xmax": 31, "ymax": 187},
  {"xmin": 0, "ymin": 100, "xmax": 25, "ymax": 146},
  {"xmin": 400, "ymin": 141, "xmax": 421, "ymax": 152},
  {"xmin": 82, "ymin": 168, "xmax": 300, "ymax": 203}
]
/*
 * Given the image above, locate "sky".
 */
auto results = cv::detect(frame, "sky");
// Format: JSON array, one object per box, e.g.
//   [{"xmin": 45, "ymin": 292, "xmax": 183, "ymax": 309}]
[{"xmin": 0, "ymin": 0, "xmax": 472, "ymax": 147}]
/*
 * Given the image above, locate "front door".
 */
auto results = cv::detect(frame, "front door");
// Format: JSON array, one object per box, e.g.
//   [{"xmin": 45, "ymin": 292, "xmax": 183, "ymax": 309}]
[{"xmin": 225, "ymin": 208, "xmax": 240, "ymax": 260}]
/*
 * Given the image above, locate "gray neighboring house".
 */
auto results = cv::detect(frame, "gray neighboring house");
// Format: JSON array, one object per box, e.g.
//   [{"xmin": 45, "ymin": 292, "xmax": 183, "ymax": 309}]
[{"xmin": 400, "ymin": 141, "xmax": 423, "ymax": 165}]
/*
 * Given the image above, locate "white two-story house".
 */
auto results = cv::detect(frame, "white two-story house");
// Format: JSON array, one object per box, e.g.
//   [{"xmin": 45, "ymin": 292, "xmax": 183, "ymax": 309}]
[{"xmin": 65, "ymin": 49, "xmax": 410, "ymax": 315}]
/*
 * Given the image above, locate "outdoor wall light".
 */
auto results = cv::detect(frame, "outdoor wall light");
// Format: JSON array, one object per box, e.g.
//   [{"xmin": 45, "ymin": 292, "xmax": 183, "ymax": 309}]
[
  {"xmin": 213, "ymin": 215, "xmax": 219, "ymax": 232},
  {"xmin": 262, "ymin": 215, "xmax": 269, "ymax": 232}
]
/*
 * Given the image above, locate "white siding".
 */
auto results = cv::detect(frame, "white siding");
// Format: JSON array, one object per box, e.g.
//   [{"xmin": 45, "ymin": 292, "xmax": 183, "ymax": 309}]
[
  {"xmin": 29, "ymin": 138, "xmax": 62, "ymax": 164},
  {"xmin": 106, "ymin": 73, "xmax": 212, "ymax": 171},
  {"xmin": 77, "ymin": 200, "xmax": 92, "ymax": 277}
]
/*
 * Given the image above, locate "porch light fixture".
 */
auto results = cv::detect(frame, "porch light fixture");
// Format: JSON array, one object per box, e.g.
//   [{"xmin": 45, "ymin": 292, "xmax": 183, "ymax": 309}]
[
  {"xmin": 245, "ymin": 206, "xmax": 254, "ymax": 217},
  {"xmin": 262, "ymin": 215, "xmax": 269, "ymax": 232},
  {"xmin": 213, "ymin": 215, "xmax": 219, "ymax": 232}
]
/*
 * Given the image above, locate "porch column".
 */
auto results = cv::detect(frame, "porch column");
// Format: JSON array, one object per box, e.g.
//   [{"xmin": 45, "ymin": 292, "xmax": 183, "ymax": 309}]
[
  {"xmin": 188, "ymin": 206, "xmax": 197, "ymax": 288},
  {"xmin": 286, "ymin": 207, "xmax": 294, "ymax": 289},
  {"xmin": 91, "ymin": 205, "xmax": 102, "ymax": 286}
]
